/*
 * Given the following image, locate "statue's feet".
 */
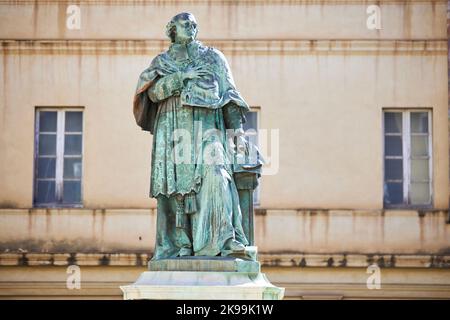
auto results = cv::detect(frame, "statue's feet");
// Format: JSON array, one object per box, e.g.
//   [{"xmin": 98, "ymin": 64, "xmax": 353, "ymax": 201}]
[
  {"xmin": 178, "ymin": 247, "xmax": 192, "ymax": 257},
  {"xmin": 223, "ymin": 239, "xmax": 245, "ymax": 252}
]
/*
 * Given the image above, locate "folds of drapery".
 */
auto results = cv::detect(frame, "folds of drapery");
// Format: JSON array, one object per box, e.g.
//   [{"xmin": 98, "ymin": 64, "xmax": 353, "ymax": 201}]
[
  {"xmin": 133, "ymin": 43, "xmax": 250, "ymax": 134},
  {"xmin": 134, "ymin": 42, "xmax": 260, "ymax": 258}
]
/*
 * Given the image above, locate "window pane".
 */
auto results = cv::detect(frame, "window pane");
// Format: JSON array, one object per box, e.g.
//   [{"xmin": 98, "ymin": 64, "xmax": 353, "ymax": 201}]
[
  {"xmin": 411, "ymin": 159, "xmax": 429, "ymax": 181},
  {"xmin": 410, "ymin": 182, "xmax": 430, "ymax": 205},
  {"xmin": 411, "ymin": 112, "xmax": 428, "ymax": 133},
  {"xmin": 242, "ymin": 111, "xmax": 260, "ymax": 206},
  {"xmin": 384, "ymin": 112, "xmax": 402, "ymax": 133},
  {"xmin": 245, "ymin": 130, "xmax": 259, "ymax": 155},
  {"xmin": 63, "ymin": 181, "xmax": 81, "ymax": 203},
  {"xmin": 37, "ymin": 157, "xmax": 56, "ymax": 178},
  {"xmin": 385, "ymin": 136, "xmax": 402, "ymax": 156},
  {"xmin": 38, "ymin": 134, "xmax": 56, "ymax": 156},
  {"xmin": 243, "ymin": 112, "xmax": 257, "ymax": 131},
  {"xmin": 65, "ymin": 112, "xmax": 83, "ymax": 132},
  {"xmin": 411, "ymin": 135, "xmax": 429, "ymax": 157},
  {"xmin": 36, "ymin": 180, "xmax": 56, "ymax": 203},
  {"xmin": 64, "ymin": 157, "xmax": 82, "ymax": 179},
  {"xmin": 64, "ymin": 134, "xmax": 82, "ymax": 155},
  {"xmin": 385, "ymin": 159, "xmax": 403, "ymax": 180},
  {"xmin": 39, "ymin": 111, "xmax": 57, "ymax": 132},
  {"xmin": 384, "ymin": 182, "xmax": 403, "ymax": 205}
]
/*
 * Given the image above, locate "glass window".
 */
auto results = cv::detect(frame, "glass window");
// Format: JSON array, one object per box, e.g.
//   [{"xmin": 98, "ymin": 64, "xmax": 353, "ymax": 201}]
[
  {"xmin": 39, "ymin": 111, "xmax": 57, "ymax": 132},
  {"xmin": 34, "ymin": 109, "xmax": 83, "ymax": 207},
  {"xmin": 242, "ymin": 110, "xmax": 260, "ymax": 206},
  {"xmin": 65, "ymin": 111, "xmax": 83, "ymax": 132},
  {"xmin": 383, "ymin": 110, "xmax": 432, "ymax": 207}
]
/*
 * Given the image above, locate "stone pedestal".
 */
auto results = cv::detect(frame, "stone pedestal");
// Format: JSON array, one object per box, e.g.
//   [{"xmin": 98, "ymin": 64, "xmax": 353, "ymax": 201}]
[{"xmin": 120, "ymin": 253, "xmax": 284, "ymax": 300}]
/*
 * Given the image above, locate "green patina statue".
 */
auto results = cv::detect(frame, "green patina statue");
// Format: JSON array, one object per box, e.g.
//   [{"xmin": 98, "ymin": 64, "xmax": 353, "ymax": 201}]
[{"xmin": 133, "ymin": 12, "xmax": 261, "ymax": 260}]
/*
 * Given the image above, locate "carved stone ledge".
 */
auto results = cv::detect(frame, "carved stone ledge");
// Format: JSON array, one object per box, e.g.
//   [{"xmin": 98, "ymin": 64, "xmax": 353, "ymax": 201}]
[
  {"xmin": 0, "ymin": 40, "xmax": 446, "ymax": 56},
  {"xmin": 1, "ymin": 252, "xmax": 449, "ymax": 268}
]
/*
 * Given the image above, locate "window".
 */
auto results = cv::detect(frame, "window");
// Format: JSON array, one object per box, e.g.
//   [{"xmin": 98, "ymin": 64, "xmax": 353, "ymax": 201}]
[
  {"xmin": 383, "ymin": 110, "xmax": 432, "ymax": 208},
  {"xmin": 243, "ymin": 108, "xmax": 260, "ymax": 206},
  {"xmin": 34, "ymin": 108, "xmax": 83, "ymax": 207}
]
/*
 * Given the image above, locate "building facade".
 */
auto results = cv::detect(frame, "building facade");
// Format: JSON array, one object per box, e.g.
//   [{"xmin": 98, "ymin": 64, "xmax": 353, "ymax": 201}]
[{"xmin": 0, "ymin": 0, "xmax": 449, "ymax": 299}]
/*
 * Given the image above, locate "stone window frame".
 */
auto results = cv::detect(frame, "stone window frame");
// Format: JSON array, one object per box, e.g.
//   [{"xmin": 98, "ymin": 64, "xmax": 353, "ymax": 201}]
[
  {"xmin": 33, "ymin": 107, "xmax": 84, "ymax": 208},
  {"xmin": 382, "ymin": 108, "xmax": 433, "ymax": 209}
]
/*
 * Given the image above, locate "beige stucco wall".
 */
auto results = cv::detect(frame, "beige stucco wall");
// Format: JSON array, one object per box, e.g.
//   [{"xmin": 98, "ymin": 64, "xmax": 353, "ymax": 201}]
[
  {"xmin": 0, "ymin": 43, "xmax": 448, "ymax": 209},
  {"xmin": 0, "ymin": 1, "xmax": 448, "ymax": 209},
  {"xmin": 0, "ymin": 1, "xmax": 446, "ymax": 40},
  {"xmin": 0, "ymin": 0, "xmax": 449, "ymax": 300}
]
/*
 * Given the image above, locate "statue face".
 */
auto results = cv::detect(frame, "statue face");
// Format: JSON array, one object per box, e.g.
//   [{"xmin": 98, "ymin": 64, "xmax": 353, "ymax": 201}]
[{"xmin": 173, "ymin": 13, "xmax": 198, "ymax": 44}]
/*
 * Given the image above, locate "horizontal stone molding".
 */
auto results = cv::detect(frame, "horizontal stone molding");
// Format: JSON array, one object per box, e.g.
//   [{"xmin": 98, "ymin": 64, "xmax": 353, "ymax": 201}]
[
  {"xmin": 1, "ymin": 252, "xmax": 449, "ymax": 268},
  {"xmin": 0, "ymin": 281, "xmax": 125, "ymax": 298},
  {"xmin": 0, "ymin": 252, "xmax": 151, "ymax": 267},
  {"xmin": 0, "ymin": 39, "xmax": 447, "ymax": 56},
  {"xmin": 259, "ymin": 253, "xmax": 450, "ymax": 268},
  {"xmin": 279, "ymin": 283, "xmax": 450, "ymax": 299},
  {"xmin": 0, "ymin": 207, "xmax": 447, "ymax": 217},
  {"xmin": 0, "ymin": 208, "xmax": 156, "ymax": 215},
  {"xmin": 0, "ymin": 281, "xmax": 449, "ymax": 299},
  {"xmin": 0, "ymin": 0, "xmax": 446, "ymax": 5}
]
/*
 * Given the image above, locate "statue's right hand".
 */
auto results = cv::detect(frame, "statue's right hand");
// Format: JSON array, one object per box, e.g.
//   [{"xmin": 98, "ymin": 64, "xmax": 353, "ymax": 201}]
[{"xmin": 182, "ymin": 66, "xmax": 210, "ymax": 80}]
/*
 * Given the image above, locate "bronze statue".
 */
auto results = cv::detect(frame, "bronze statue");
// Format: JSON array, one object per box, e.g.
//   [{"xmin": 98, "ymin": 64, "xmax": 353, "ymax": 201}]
[{"xmin": 133, "ymin": 12, "xmax": 261, "ymax": 260}]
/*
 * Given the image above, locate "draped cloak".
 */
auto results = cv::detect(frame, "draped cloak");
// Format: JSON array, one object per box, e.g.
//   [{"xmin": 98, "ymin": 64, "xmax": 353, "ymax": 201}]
[{"xmin": 133, "ymin": 40, "xmax": 254, "ymax": 258}]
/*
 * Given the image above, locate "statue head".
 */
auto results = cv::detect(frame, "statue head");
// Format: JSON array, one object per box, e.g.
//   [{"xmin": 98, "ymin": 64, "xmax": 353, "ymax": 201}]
[{"xmin": 166, "ymin": 12, "xmax": 198, "ymax": 44}]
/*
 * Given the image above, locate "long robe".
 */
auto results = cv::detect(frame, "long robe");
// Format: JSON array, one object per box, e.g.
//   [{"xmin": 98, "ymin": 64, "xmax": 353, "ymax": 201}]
[{"xmin": 133, "ymin": 40, "xmax": 251, "ymax": 259}]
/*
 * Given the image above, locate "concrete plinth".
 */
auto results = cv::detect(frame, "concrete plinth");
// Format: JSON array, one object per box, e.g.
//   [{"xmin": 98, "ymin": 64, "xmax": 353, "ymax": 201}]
[
  {"xmin": 120, "ymin": 255, "xmax": 284, "ymax": 300},
  {"xmin": 148, "ymin": 256, "xmax": 261, "ymax": 273}
]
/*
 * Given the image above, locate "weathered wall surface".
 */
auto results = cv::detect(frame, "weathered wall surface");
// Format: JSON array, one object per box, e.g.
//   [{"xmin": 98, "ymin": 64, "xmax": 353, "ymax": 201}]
[
  {"xmin": 0, "ymin": 0, "xmax": 449, "ymax": 300},
  {"xmin": 0, "ymin": 40, "xmax": 448, "ymax": 209},
  {"xmin": 0, "ymin": 0, "xmax": 446, "ymax": 40},
  {"xmin": 0, "ymin": 209, "xmax": 448, "ymax": 255},
  {"xmin": 0, "ymin": 1, "xmax": 448, "ymax": 209}
]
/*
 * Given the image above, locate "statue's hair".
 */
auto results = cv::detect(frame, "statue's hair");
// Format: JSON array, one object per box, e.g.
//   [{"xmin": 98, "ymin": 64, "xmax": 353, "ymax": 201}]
[{"xmin": 165, "ymin": 12, "xmax": 198, "ymax": 43}]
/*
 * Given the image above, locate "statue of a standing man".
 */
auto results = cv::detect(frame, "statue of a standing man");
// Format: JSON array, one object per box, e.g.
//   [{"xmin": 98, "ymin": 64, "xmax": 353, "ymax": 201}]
[{"xmin": 133, "ymin": 12, "xmax": 260, "ymax": 260}]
